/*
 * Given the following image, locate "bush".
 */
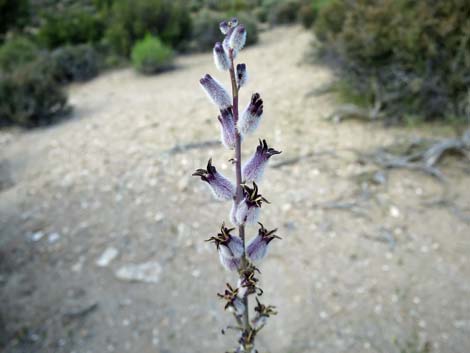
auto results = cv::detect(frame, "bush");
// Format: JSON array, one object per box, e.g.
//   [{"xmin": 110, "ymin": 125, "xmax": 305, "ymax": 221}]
[
  {"xmin": 0, "ymin": 58, "xmax": 69, "ymax": 127},
  {"xmin": 191, "ymin": 9, "xmax": 258, "ymax": 51},
  {"xmin": 0, "ymin": 36, "xmax": 38, "ymax": 71},
  {"xmin": 49, "ymin": 44, "xmax": 100, "ymax": 83},
  {"xmin": 37, "ymin": 7, "xmax": 105, "ymax": 49},
  {"xmin": 0, "ymin": 0, "xmax": 30, "ymax": 36},
  {"xmin": 267, "ymin": 0, "xmax": 301, "ymax": 25},
  {"xmin": 314, "ymin": 0, "xmax": 470, "ymax": 122},
  {"xmin": 104, "ymin": 0, "xmax": 192, "ymax": 57},
  {"xmin": 131, "ymin": 35, "xmax": 174, "ymax": 74}
]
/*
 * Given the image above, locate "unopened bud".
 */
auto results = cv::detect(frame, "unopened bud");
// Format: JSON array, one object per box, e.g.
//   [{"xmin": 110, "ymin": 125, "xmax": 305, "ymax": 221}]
[
  {"xmin": 193, "ymin": 159, "xmax": 235, "ymax": 201},
  {"xmin": 207, "ymin": 224, "xmax": 243, "ymax": 271},
  {"xmin": 218, "ymin": 108, "xmax": 237, "ymax": 149},
  {"xmin": 199, "ymin": 74, "xmax": 232, "ymax": 109},
  {"xmin": 237, "ymin": 93, "xmax": 263, "ymax": 136},
  {"xmin": 213, "ymin": 42, "xmax": 230, "ymax": 71},
  {"xmin": 229, "ymin": 25, "xmax": 246, "ymax": 53},
  {"xmin": 242, "ymin": 139, "xmax": 281, "ymax": 183},
  {"xmin": 219, "ymin": 20, "xmax": 230, "ymax": 34},
  {"xmin": 236, "ymin": 63, "xmax": 248, "ymax": 88}
]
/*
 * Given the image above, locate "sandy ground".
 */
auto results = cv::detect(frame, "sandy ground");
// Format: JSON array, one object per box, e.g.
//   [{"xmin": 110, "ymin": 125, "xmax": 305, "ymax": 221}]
[{"xmin": 1, "ymin": 26, "xmax": 470, "ymax": 353}]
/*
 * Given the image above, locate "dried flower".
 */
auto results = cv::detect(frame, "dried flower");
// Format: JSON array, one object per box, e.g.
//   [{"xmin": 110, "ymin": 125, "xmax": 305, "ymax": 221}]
[
  {"xmin": 247, "ymin": 223, "xmax": 281, "ymax": 262},
  {"xmin": 237, "ymin": 93, "xmax": 263, "ymax": 136},
  {"xmin": 237, "ymin": 264, "xmax": 262, "ymax": 298},
  {"xmin": 218, "ymin": 108, "xmax": 237, "ymax": 149},
  {"xmin": 252, "ymin": 298, "xmax": 277, "ymax": 330},
  {"xmin": 218, "ymin": 283, "xmax": 245, "ymax": 316},
  {"xmin": 242, "ymin": 139, "xmax": 281, "ymax": 183},
  {"xmin": 236, "ymin": 63, "xmax": 248, "ymax": 88},
  {"xmin": 213, "ymin": 42, "xmax": 230, "ymax": 71},
  {"xmin": 200, "ymin": 74, "xmax": 232, "ymax": 109},
  {"xmin": 193, "ymin": 159, "xmax": 235, "ymax": 201},
  {"xmin": 234, "ymin": 183, "xmax": 269, "ymax": 226}
]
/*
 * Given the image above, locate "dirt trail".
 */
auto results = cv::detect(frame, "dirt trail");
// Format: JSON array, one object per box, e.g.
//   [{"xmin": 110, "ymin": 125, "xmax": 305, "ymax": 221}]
[{"xmin": 1, "ymin": 26, "xmax": 470, "ymax": 353}]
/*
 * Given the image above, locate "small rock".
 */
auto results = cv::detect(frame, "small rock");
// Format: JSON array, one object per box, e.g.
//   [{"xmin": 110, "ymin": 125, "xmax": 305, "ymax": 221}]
[
  {"xmin": 31, "ymin": 231, "xmax": 45, "ymax": 242},
  {"xmin": 48, "ymin": 232, "xmax": 60, "ymax": 243},
  {"xmin": 115, "ymin": 261, "xmax": 162, "ymax": 283},
  {"xmin": 96, "ymin": 247, "xmax": 119, "ymax": 267},
  {"xmin": 389, "ymin": 206, "xmax": 400, "ymax": 218}
]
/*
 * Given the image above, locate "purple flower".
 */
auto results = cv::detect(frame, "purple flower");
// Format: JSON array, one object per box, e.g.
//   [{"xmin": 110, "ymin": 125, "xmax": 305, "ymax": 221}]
[
  {"xmin": 199, "ymin": 74, "xmax": 232, "ymax": 109},
  {"xmin": 237, "ymin": 93, "xmax": 263, "ymax": 136},
  {"xmin": 235, "ymin": 182, "xmax": 269, "ymax": 225},
  {"xmin": 219, "ymin": 20, "xmax": 230, "ymax": 34},
  {"xmin": 213, "ymin": 42, "xmax": 230, "ymax": 71},
  {"xmin": 218, "ymin": 283, "xmax": 245, "ymax": 316},
  {"xmin": 193, "ymin": 159, "xmax": 235, "ymax": 201},
  {"xmin": 247, "ymin": 222, "xmax": 281, "ymax": 262},
  {"xmin": 236, "ymin": 63, "xmax": 248, "ymax": 88},
  {"xmin": 218, "ymin": 108, "xmax": 237, "ymax": 149},
  {"xmin": 242, "ymin": 139, "xmax": 281, "ymax": 183},
  {"xmin": 207, "ymin": 224, "xmax": 243, "ymax": 271},
  {"xmin": 228, "ymin": 25, "xmax": 246, "ymax": 53}
]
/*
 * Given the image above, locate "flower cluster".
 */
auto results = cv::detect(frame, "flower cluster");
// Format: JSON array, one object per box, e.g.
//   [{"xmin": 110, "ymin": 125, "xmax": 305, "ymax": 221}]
[{"xmin": 193, "ymin": 17, "xmax": 282, "ymax": 353}]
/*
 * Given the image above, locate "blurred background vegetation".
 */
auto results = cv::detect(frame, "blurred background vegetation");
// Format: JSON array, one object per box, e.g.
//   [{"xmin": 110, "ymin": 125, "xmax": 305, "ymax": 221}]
[{"xmin": 0, "ymin": 0, "xmax": 468, "ymax": 128}]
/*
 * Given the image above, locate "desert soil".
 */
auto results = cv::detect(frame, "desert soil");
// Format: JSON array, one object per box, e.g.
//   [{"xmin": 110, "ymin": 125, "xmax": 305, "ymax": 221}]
[{"xmin": 1, "ymin": 26, "xmax": 470, "ymax": 353}]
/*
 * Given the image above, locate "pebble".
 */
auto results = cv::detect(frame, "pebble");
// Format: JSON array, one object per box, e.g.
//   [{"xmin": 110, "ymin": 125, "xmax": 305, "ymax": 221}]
[
  {"xmin": 115, "ymin": 261, "xmax": 162, "ymax": 283},
  {"xmin": 96, "ymin": 247, "xmax": 119, "ymax": 267}
]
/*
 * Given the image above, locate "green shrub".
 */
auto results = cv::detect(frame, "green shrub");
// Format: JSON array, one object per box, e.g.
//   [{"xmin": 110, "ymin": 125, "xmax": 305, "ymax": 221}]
[
  {"xmin": 0, "ymin": 57, "xmax": 69, "ymax": 127},
  {"xmin": 131, "ymin": 35, "xmax": 174, "ymax": 74},
  {"xmin": 314, "ymin": 0, "xmax": 470, "ymax": 122},
  {"xmin": 191, "ymin": 9, "xmax": 258, "ymax": 51},
  {"xmin": 37, "ymin": 7, "xmax": 105, "ymax": 49},
  {"xmin": 0, "ymin": 36, "xmax": 38, "ymax": 71},
  {"xmin": 49, "ymin": 44, "xmax": 100, "ymax": 83},
  {"xmin": 0, "ymin": 0, "xmax": 30, "ymax": 36},
  {"xmin": 267, "ymin": 0, "xmax": 301, "ymax": 25},
  {"xmin": 104, "ymin": 0, "xmax": 192, "ymax": 57}
]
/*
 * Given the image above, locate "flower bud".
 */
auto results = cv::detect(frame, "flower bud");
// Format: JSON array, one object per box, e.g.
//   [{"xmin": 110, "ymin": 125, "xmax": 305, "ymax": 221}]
[
  {"xmin": 236, "ymin": 63, "xmax": 248, "ymax": 88},
  {"xmin": 207, "ymin": 224, "xmax": 243, "ymax": 271},
  {"xmin": 218, "ymin": 108, "xmax": 237, "ymax": 149},
  {"xmin": 242, "ymin": 139, "xmax": 281, "ymax": 183},
  {"xmin": 219, "ymin": 20, "xmax": 230, "ymax": 34},
  {"xmin": 193, "ymin": 159, "xmax": 235, "ymax": 201},
  {"xmin": 247, "ymin": 222, "xmax": 281, "ymax": 262},
  {"xmin": 218, "ymin": 283, "xmax": 245, "ymax": 316},
  {"xmin": 229, "ymin": 17, "xmax": 238, "ymax": 28},
  {"xmin": 237, "ymin": 264, "xmax": 261, "ymax": 298},
  {"xmin": 235, "ymin": 182, "xmax": 269, "ymax": 225},
  {"xmin": 199, "ymin": 74, "xmax": 232, "ymax": 109},
  {"xmin": 213, "ymin": 42, "xmax": 230, "ymax": 71},
  {"xmin": 229, "ymin": 25, "xmax": 246, "ymax": 52},
  {"xmin": 237, "ymin": 93, "xmax": 263, "ymax": 136}
]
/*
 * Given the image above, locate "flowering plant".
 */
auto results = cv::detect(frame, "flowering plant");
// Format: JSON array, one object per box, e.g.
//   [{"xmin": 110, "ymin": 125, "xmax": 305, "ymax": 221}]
[{"xmin": 193, "ymin": 17, "xmax": 282, "ymax": 353}]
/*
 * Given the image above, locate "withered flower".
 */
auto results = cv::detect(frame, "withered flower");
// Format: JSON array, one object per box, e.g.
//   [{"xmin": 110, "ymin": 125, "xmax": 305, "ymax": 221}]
[
  {"xmin": 218, "ymin": 283, "xmax": 245, "ymax": 316},
  {"xmin": 252, "ymin": 297, "xmax": 277, "ymax": 330}
]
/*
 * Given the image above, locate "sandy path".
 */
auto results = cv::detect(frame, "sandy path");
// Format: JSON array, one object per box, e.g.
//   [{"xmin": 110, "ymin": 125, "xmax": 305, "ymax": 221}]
[{"xmin": 1, "ymin": 26, "xmax": 470, "ymax": 353}]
